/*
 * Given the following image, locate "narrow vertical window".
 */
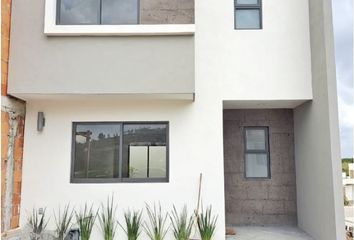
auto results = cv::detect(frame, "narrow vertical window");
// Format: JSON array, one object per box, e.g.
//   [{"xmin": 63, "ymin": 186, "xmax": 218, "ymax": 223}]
[
  {"xmin": 234, "ymin": 0, "xmax": 262, "ymax": 29},
  {"xmin": 244, "ymin": 127, "xmax": 270, "ymax": 178}
]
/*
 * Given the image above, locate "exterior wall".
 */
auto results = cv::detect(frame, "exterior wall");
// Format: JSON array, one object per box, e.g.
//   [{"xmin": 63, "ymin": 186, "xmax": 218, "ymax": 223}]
[
  {"xmin": 224, "ymin": 109, "xmax": 296, "ymax": 226},
  {"xmin": 20, "ymin": 98, "xmax": 226, "ymax": 239},
  {"xmin": 8, "ymin": 0, "xmax": 194, "ymax": 96},
  {"xmin": 140, "ymin": 0, "xmax": 194, "ymax": 24},
  {"xmin": 8, "ymin": 0, "xmax": 341, "ymax": 239},
  {"xmin": 195, "ymin": 0, "xmax": 313, "ymax": 102},
  {"xmin": 1, "ymin": 0, "xmax": 26, "ymax": 232},
  {"xmin": 293, "ymin": 0, "xmax": 345, "ymax": 239}
]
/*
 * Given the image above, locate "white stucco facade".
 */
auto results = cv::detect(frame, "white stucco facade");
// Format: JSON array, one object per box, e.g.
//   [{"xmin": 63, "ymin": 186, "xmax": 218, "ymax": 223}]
[
  {"xmin": 21, "ymin": 98, "xmax": 226, "ymax": 239},
  {"xmin": 9, "ymin": 0, "xmax": 345, "ymax": 239}
]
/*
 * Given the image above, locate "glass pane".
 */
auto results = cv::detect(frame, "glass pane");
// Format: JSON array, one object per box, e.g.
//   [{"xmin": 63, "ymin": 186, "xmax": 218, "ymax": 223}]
[
  {"xmin": 59, "ymin": 0, "xmax": 100, "ymax": 25},
  {"xmin": 236, "ymin": 0, "xmax": 259, "ymax": 5},
  {"xmin": 149, "ymin": 146, "xmax": 167, "ymax": 178},
  {"xmin": 123, "ymin": 124, "xmax": 167, "ymax": 179},
  {"xmin": 102, "ymin": 0, "xmax": 139, "ymax": 24},
  {"xmin": 235, "ymin": 9, "xmax": 261, "ymax": 29},
  {"xmin": 245, "ymin": 153, "xmax": 268, "ymax": 178},
  {"xmin": 73, "ymin": 124, "xmax": 120, "ymax": 179},
  {"xmin": 129, "ymin": 146, "xmax": 148, "ymax": 178},
  {"xmin": 245, "ymin": 128, "xmax": 266, "ymax": 150}
]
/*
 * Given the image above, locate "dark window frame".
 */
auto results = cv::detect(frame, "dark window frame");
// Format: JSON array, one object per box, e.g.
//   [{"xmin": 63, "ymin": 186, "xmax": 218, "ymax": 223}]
[
  {"xmin": 71, "ymin": 121, "xmax": 169, "ymax": 184},
  {"xmin": 243, "ymin": 126, "xmax": 270, "ymax": 179},
  {"xmin": 234, "ymin": 0, "xmax": 262, "ymax": 30},
  {"xmin": 56, "ymin": 0, "xmax": 140, "ymax": 25}
]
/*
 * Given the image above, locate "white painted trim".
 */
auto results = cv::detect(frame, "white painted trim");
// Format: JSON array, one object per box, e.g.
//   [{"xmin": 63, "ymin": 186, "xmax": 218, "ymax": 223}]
[{"xmin": 44, "ymin": 0, "xmax": 195, "ymax": 36}]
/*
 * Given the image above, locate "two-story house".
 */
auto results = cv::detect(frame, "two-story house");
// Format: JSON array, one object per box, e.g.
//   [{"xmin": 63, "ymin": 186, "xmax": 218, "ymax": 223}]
[{"xmin": 5, "ymin": 0, "xmax": 345, "ymax": 239}]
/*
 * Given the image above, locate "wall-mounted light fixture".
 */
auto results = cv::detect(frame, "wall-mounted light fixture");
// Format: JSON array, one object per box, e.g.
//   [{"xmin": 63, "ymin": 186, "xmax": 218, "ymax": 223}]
[{"xmin": 37, "ymin": 112, "xmax": 45, "ymax": 131}]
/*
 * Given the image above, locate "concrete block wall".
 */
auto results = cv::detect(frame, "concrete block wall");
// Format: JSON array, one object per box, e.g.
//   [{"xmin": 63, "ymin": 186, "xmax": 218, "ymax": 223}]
[
  {"xmin": 140, "ymin": 0, "xmax": 194, "ymax": 24},
  {"xmin": 223, "ymin": 109, "xmax": 297, "ymax": 226}
]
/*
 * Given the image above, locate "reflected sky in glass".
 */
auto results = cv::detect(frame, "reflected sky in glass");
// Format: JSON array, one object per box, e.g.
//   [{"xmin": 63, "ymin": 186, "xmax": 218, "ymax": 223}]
[
  {"xmin": 59, "ymin": 0, "xmax": 139, "ymax": 25},
  {"xmin": 60, "ymin": 0, "xmax": 100, "ymax": 24},
  {"xmin": 236, "ymin": 0, "xmax": 258, "ymax": 5},
  {"xmin": 102, "ymin": 0, "xmax": 139, "ymax": 24},
  {"xmin": 235, "ymin": 9, "xmax": 260, "ymax": 29}
]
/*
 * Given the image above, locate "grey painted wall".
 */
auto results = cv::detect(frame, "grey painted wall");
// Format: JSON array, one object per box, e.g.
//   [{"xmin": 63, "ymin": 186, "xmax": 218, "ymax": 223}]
[
  {"xmin": 140, "ymin": 0, "xmax": 194, "ymax": 24},
  {"xmin": 8, "ymin": 0, "xmax": 194, "ymax": 96},
  {"xmin": 294, "ymin": 0, "xmax": 345, "ymax": 239},
  {"xmin": 224, "ymin": 109, "xmax": 297, "ymax": 226}
]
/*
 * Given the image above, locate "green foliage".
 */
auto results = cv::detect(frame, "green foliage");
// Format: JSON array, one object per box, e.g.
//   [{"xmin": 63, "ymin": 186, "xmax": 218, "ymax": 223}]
[
  {"xmin": 75, "ymin": 204, "xmax": 97, "ymax": 240},
  {"xmin": 54, "ymin": 204, "xmax": 74, "ymax": 240},
  {"xmin": 119, "ymin": 210, "xmax": 143, "ymax": 240},
  {"xmin": 344, "ymin": 194, "xmax": 350, "ymax": 206},
  {"xmin": 27, "ymin": 208, "xmax": 49, "ymax": 240},
  {"xmin": 169, "ymin": 205, "xmax": 193, "ymax": 240},
  {"xmin": 144, "ymin": 203, "xmax": 169, "ymax": 240},
  {"xmin": 342, "ymin": 158, "xmax": 353, "ymax": 176},
  {"xmin": 197, "ymin": 206, "xmax": 218, "ymax": 240},
  {"xmin": 98, "ymin": 196, "xmax": 118, "ymax": 240}
]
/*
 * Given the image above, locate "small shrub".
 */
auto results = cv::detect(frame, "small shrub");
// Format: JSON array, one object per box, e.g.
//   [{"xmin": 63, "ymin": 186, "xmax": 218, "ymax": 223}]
[
  {"xmin": 27, "ymin": 208, "xmax": 49, "ymax": 240},
  {"xmin": 98, "ymin": 196, "xmax": 118, "ymax": 240},
  {"xmin": 197, "ymin": 206, "xmax": 218, "ymax": 240},
  {"xmin": 119, "ymin": 210, "xmax": 143, "ymax": 240},
  {"xmin": 344, "ymin": 194, "xmax": 350, "ymax": 206},
  {"xmin": 169, "ymin": 205, "xmax": 193, "ymax": 240},
  {"xmin": 54, "ymin": 204, "xmax": 74, "ymax": 240},
  {"xmin": 75, "ymin": 204, "xmax": 97, "ymax": 240},
  {"xmin": 144, "ymin": 203, "xmax": 169, "ymax": 240}
]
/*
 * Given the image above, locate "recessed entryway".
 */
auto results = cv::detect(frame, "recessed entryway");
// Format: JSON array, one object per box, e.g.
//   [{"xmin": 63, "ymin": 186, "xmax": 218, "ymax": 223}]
[{"xmin": 223, "ymin": 109, "xmax": 297, "ymax": 225}]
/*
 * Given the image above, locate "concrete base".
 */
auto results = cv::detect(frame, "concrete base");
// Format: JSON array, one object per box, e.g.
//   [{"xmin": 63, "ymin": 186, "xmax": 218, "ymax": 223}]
[{"xmin": 226, "ymin": 226, "xmax": 313, "ymax": 240}]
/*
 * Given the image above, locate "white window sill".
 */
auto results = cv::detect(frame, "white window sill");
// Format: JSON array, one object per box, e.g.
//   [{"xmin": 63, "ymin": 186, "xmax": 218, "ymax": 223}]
[{"xmin": 44, "ymin": 24, "xmax": 195, "ymax": 36}]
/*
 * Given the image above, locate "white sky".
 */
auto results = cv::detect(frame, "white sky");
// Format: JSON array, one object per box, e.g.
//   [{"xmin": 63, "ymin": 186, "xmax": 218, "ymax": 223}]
[{"xmin": 332, "ymin": 0, "xmax": 353, "ymax": 158}]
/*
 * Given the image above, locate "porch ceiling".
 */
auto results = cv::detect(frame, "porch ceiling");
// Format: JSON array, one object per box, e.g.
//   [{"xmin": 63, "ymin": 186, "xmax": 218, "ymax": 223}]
[{"xmin": 223, "ymin": 100, "xmax": 311, "ymax": 109}]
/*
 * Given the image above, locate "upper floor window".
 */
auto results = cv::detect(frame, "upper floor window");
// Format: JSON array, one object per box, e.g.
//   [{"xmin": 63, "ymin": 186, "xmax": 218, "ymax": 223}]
[
  {"xmin": 57, "ymin": 0, "xmax": 139, "ymax": 25},
  {"xmin": 71, "ymin": 122, "xmax": 169, "ymax": 183},
  {"xmin": 234, "ymin": 0, "xmax": 262, "ymax": 29},
  {"xmin": 244, "ymin": 127, "xmax": 270, "ymax": 178}
]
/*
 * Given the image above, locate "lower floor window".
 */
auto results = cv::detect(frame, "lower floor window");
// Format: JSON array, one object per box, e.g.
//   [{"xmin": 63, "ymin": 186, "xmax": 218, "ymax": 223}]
[
  {"xmin": 244, "ymin": 126, "xmax": 270, "ymax": 178},
  {"xmin": 71, "ymin": 122, "xmax": 168, "ymax": 183}
]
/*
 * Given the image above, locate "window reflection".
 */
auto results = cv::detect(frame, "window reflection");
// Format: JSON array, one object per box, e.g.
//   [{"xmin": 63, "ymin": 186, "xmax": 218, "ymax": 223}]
[
  {"xmin": 123, "ymin": 124, "xmax": 167, "ymax": 179},
  {"xmin": 59, "ymin": 0, "xmax": 101, "ymax": 24},
  {"xmin": 74, "ymin": 124, "xmax": 120, "ymax": 178},
  {"xmin": 58, "ymin": 0, "xmax": 139, "ymax": 25}
]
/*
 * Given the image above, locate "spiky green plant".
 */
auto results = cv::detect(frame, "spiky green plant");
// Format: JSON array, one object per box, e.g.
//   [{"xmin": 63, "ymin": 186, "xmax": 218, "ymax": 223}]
[
  {"xmin": 143, "ymin": 203, "xmax": 169, "ymax": 240},
  {"xmin": 75, "ymin": 204, "xmax": 97, "ymax": 240},
  {"xmin": 98, "ymin": 196, "xmax": 118, "ymax": 240},
  {"xmin": 197, "ymin": 206, "xmax": 218, "ymax": 240},
  {"xmin": 54, "ymin": 204, "xmax": 74, "ymax": 240},
  {"xmin": 119, "ymin": 210, "xmax": 143, "ymax": 240},
  {"xmin": 169, "ymin": 205, "xmax": 193, "ymax": 240},
  {"xmin": 27, "ymin": 208, "xmax": 49, "ymax": 240}
]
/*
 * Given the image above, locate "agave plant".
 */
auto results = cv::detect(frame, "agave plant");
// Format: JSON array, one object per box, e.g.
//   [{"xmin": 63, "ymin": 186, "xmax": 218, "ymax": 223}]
[
  {"xmin": 197, "ymin": 206, "xmax": 218, "ymax": 240},
  {"xmin": 98, "ymin": 196, "xmax": 118, "ymax": 240},
  {"xmin": 75, "ymin": 204, "xmax": 97, "ymax": 240},
  {"xmin": 143, "ymin": 203, "xmax": 169, "ymax": 240},
  {"xmin": 27, "ymin": 208, "xmax": 49, "ymax": 240},
  {"xmin": 54, "ymin": 204, "xmax": 75, "ymax": 240},
  {"xmin": 169, "ymin": 205, "xmax": 193, "ymax": 240},
  {"xmin": 119, "ymin": 210, "xmax": 143, "ymax": 240}
]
